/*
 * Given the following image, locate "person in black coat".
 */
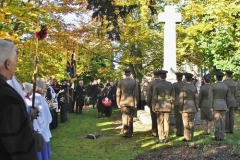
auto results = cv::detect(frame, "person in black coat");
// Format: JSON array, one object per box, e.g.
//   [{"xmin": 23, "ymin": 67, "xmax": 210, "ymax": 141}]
[
  {"xmin": 103, "ymin": 83, "xmax": 114, "ymax": 117},
  {"xmin": 91, "ymin": 80, "xmax": 99, "ymax": 108},
  {"xmin": 97, "ymin": 84, "xmax": 105, "ymax": 118},
  {"xmin": 75, "ymin": 80, "xmax": 86, "ymax": 114},
  {"xmin": 57, "ymin": 80, "xmax": 68, "ymax": 123}
]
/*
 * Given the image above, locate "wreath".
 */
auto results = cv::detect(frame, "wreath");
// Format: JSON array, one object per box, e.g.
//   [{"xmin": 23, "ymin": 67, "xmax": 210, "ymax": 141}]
[{"xmin": 102, "ymin": 97, "xmax": 112, "ymax": 107}]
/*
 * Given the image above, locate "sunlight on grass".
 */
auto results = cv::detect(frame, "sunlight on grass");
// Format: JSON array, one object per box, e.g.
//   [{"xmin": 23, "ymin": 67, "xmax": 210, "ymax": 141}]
[
  {"xmin": 50, "ymin": 108, "xmax": 240, "ymax": 160},
  {"xmin": 97, "ymin": 121, "xmax": 112, "ymax": 127}
]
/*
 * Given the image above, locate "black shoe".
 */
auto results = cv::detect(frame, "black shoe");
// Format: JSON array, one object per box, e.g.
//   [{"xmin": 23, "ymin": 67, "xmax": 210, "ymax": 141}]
[
  {"xmin": 182, "ymin": 138, "xmax": 192, "ymax": 142},
  {"xmin": 202, "ymin": 132, "xmax": 211, "ymax": 135},
  {"xmin": 176, "ymin": 134, "xmax": 184, "ymax": 137},
  {"xmin": 156, "ymin": 139, "xmax": 165, "ymax": 144},
  {"xmin": 229, "ymin": 131, "xmax": 233, "ymax": 134},
  {"xmin": 213, "ymin": 137, "xmax": 222, "ymax": 141},
  {"xmin": 122, "ymin": 135, "xmax": 133, "ymax": 138},
  {"xmin": 151, "ymin": 134, "xmax": 158, "ymax": 137}
]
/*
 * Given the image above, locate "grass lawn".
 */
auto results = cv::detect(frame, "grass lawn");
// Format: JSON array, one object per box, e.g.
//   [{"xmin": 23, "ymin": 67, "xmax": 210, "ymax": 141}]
[{"xmin": 50, "ymin": 107, "xmax": 240, "ymax": 160}]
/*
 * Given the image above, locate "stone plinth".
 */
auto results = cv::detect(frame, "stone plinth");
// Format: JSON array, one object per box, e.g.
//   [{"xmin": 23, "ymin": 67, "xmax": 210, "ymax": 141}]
[
  {"xmin": 137, "ymin": 110, "xmax": 152, "ymax": 125},
  {"xmin": 144, "ymin": 105, "xmax": 151, "ymax": 115}
]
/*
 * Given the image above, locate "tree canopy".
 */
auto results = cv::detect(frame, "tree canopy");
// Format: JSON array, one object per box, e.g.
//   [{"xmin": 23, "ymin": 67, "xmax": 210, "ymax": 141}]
[{"xmin": 0, "ymin": 0, "xmax": 240, "ymax": 82}]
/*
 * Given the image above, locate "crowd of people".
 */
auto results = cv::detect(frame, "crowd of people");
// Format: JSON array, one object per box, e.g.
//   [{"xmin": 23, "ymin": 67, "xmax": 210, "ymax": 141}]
[{"xmin": 1, "ymin": 39, "xmax": 240, "ymax": 160}]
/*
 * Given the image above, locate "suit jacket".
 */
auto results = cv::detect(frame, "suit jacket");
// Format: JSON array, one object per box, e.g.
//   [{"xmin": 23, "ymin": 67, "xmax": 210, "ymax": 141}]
[
  {"xmin": 0, "ymin": 75, "xmax": 38, "ymax": 160},
  {"xmin": 75, "ymin": 85, "xmax": 86, "ymax": 98},
  {"xmin": 116, "ymin": 77, "xmax": 139, "ymax": 107},
  {"xmin": 209, "ymin": 81, "xmax": 231, "ymax": 110},
  {"xmin": 223, "ymin": 79, "xmax": 237, "ymax": 107},
  {"xmin": 152, "ymin": 79, "xmax": 175, "ymax": 112},
  {"xmin": 147, "ymin": 78, "xmax": 161, "ymax": 106},
  {"xmin": 198, "ymin": 84, "xmax": 211, "ymax": 108},
  {"xmin": 172, "ymin": 81, "xmax": 185, "ymax": 105},
  {"xmin": 179, "ymin": 82, "xmax": 198, "ymax": 113}
]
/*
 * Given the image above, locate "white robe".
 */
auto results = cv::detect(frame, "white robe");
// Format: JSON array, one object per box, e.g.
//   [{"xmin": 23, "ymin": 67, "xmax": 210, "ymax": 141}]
[
  {"xmin": 7, "ymin": 76, "xmax": 26, "ymax": 105},
  {"xmin": 30, "ymin": 93, "xmax": 52, "ymax": 142}
]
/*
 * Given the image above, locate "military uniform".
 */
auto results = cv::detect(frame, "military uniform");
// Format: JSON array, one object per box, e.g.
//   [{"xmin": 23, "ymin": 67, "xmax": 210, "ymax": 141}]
[
  {"xmin": 116, "ymin": 69, "xmax": 139, "ymax": 137},
  {"xmin": 179, "ymin": 73, "xmax": 198, "ymax": 141},
  {"xmin": 172, "ymin": 72, "xmax": 185, "ymax": 136},
  {"xmin": 209, "ymin": 71, "xmax": 231, "ymax": 140},
  {"xmin": 223, "ymin": 71, "xmax": 237, "ymax": 134},
  {"xmin": 147, "ymin": 72, "xmax": 161, "ymax": 137},
  {"xmin": 199, "ymin": 83, "xmax": 213, "ymax": 121},
  {"xmin": 152, "ymin": 70, "xmax": 175, "ymax": 143}
]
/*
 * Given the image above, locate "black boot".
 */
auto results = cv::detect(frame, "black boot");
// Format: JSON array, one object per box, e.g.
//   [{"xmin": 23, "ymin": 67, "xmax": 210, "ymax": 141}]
[{"xmin": 98, "ymin": 112, "xmax": 101, "ymax": 118}]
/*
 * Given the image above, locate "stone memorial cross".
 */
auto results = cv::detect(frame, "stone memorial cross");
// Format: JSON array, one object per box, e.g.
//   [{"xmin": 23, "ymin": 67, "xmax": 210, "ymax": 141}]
[{"xmin": 158, "ymin": 6, "xmax": 181, "ymax": 81}]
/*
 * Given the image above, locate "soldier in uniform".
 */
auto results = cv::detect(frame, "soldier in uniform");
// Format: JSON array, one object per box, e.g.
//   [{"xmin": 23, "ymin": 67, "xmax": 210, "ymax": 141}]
[
  {"xmin": 223, "ymin": 70, "xmax": 237, "ymax": 134},
  {"xmin": 199, "ymin": 74, "xmax": 212, "ymax": 135},
  {"xmin": 172, "ymin": 72, "xmax": 185, "ymax": 137},
  {"xmin": 147, "ymin": 70, "xmax": 161, "ymax": 137},
  {"xmin": 209, "ymin": 71, "xmax": 231, "ymax": 141},
  {"xmin": 152, "ymin": 70, "xmax": 175, "ymax": 143},
  {"xmin": 116, "ymin": 68, "xmax": 139, "ymax": 138},
  {"xmin": 179, "ymin": 73, "xmax": 198, "ymax": 142}
]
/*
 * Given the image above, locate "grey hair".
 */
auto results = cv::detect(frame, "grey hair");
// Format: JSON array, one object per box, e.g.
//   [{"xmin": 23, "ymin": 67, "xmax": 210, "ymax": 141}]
[
  {"xmin": 22, "ymin": 82, "xmax": 33, "ymax": 95},
  {"xmin": 0, "ymin": 39, "xmax": 17, "ymax": 66},
  {"xmin": 36, "ymin": 79, "xmax": 47, "ymax": 94}
]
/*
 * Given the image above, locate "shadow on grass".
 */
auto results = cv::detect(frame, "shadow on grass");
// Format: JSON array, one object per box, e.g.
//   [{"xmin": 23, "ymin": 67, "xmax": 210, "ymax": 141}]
[{"xmin": 50, "ymin": 107, "xmax": 240, "ymax": 160}]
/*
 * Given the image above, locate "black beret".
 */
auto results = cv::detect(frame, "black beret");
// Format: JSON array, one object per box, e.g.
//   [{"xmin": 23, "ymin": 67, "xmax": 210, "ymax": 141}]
[
  {"xmin": 106, "ymin": 83, "xmax": 111, "ymax": 86},
  {"xmin": 184, "ymin": 73, "xmax": 193, "ymax": 78},
  {"xmin": 225, "ymin": 70, "xmax": 233, "ymax": 75},
  {"xmin": 153, "ymin": 70, "xmax": 160, "ymax": 75},
  {"xmin": 124, "ymin": 68, "xmax": 131, "ymax": 73},
  {"xmin": 203, "ymin": 74, "xmax": 211, "ymax": 80},
  {"xmin": 99, "ymin": 84, "xmax": 104, "ymax": 88},
  {"xmin": 175, "ymin": 72, "xmax": 184, "ymax": 77},
  {"xmin": 159, "ymin": 70, "xmax": 168, "ymax": 74},
  {"xmin": 215, "ymin": 71, "xmax": 224, "ymax": 77}
]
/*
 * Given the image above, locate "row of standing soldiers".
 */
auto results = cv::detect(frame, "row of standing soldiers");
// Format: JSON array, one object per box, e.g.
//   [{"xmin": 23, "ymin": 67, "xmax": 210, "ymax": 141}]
[{"xmin": 146, "ymin": 70, "xmax": 239, "ymax": 143}]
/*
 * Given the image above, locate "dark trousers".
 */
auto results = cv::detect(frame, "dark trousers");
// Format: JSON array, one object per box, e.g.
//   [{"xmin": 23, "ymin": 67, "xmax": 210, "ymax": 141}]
[
  {"xmin": 225, "ymin": 107, "xmax": 235, "ymax": 133},
  {"xmin": 59, "ymin": 103, "xmax": 67, "ymax": 123},
  {"xmin": 50, "ymin": 109, "xmax": 58, "ymax": 129},
  {"xmin": 174, "ymin": 105, "xmax": 184, "ymax": 136},
  {"xmin": 121, "ymin": 106, "xmax": 134, "ymax": 137},
  {"xmin": 105, "ymin": 106, "xmax": 112, "ymax": 117},
  {"xmin": 76, "ymin": 97, "xmax": 84, "ymax": 114},
  {"xmin": 140, "ymin": 100, "xmax": 146, "ymax": 110},
  {"xmin": 149, "ymin": 106, "xmax": 158, "ymax": 136}
]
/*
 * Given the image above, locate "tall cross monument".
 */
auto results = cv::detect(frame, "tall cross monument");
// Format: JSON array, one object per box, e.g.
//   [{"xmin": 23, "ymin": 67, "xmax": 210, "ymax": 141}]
[{"xmin": 158, "ymin": 6, "xmax": 181, "ymax": 82}]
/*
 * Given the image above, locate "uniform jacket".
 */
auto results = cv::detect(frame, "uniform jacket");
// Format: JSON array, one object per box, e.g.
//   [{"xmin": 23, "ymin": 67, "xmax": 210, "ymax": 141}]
[
  {"xmin": 147, "ymin": 78, "xmax": 161, "ymax": 106},
  {"xmin": 223, "ymin": 79, "xmax": 237, "ymax": 107},
  {"xmin": 198, "ymin": 84, "xmax": 211, "ymax": 108},
  {"xmin": 172, "ymin": 81, "xmax": 185, "ymax": 105},
  {"xmin": 0, "ymin": 75, "xmax": 38, "ymax": 160},
  {"xmin": 179, "ymin": 82, "xmax": 198, "ymax": 113},
  {"xmin": 236, "ymin": 79, "xmax": 240, "ymax": 107},
  {"xmin": 209, "ymin": 81, "xmax": 231, "ymax": 110},
  {"xmin": 116, "ymin": 77, "xmax": 139, "ymax": 107},
  {"xmin": 152, "ymin": 79, "xmax": 175, "ymax": 112}
]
